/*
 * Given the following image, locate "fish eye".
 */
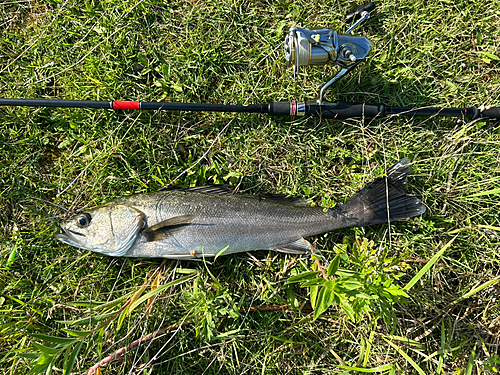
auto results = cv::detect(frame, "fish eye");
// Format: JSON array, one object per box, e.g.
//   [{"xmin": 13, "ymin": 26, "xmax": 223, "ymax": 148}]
[{"xmin": 77, "ymin": 213, "xmax": 92, "ymax": 228}]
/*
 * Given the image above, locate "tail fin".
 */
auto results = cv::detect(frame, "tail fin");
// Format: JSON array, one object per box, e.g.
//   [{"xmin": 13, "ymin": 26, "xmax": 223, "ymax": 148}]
[{"xmin": 333, "ymin": 158, "xmax": 426, "ymax": 227}]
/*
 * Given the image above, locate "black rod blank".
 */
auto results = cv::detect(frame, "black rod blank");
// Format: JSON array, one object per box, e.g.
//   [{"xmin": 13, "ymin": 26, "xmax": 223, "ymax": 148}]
[
  {"xmin": 0, "ymin": 99, "xmax": 114, "ymax": 109},
  {"xmin": 0, "ymin": 98, "xmax": 499, "ymax": 120},
  {"xmin": 0, "ymin": 99, "xmax": 268, "ymax": 113}
]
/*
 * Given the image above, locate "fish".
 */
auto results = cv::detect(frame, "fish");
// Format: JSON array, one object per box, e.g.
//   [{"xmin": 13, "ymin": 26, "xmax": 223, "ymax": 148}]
[{"xmin": 55, "ymin": 158, "xmax": 426, "ymax": 259}]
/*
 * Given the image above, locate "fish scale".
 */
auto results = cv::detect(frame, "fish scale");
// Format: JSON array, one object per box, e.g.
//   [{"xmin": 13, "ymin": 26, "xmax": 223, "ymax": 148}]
[{"xmin": 119, "ymin": 191, "xmax": 331, "ymax": 256}]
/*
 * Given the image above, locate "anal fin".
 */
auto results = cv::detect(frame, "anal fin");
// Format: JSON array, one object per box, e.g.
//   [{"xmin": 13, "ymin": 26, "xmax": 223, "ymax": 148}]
[{"xmin": 272, "ymin": 238, "xmax": 313, "ymax": 254}]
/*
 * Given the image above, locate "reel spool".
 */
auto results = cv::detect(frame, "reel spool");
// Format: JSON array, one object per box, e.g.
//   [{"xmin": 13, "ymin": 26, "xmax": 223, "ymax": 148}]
[{"xmin": 284, "ymin": 2, "xmax": 375, "ymax": 104}]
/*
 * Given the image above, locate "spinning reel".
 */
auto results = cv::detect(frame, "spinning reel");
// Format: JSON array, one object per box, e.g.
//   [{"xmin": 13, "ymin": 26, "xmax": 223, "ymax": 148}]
[{"xmin": 284, "ymin": 2, "xmax": 375, "ymax": 105}]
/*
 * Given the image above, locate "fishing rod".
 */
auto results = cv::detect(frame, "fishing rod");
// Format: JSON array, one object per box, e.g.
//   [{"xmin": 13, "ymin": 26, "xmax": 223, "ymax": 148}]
[
  {"xmin": 1, "ymin": 2, "xmax": 499, "ymax": 121},
  {"xmin": 2, "ymin": 98, "xmax": 497, "ymax": 120}
]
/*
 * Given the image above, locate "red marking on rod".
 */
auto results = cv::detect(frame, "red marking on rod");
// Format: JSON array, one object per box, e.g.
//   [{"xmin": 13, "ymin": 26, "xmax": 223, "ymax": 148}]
[{"xmin": 112, "ymin": 101, "xmax": 140, "ymax": 110}]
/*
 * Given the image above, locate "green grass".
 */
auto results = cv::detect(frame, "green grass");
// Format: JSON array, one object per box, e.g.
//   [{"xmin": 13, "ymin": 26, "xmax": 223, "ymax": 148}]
[{"xmin": 1, "ymin": 0, "xmax": 500, "ymax": 374}]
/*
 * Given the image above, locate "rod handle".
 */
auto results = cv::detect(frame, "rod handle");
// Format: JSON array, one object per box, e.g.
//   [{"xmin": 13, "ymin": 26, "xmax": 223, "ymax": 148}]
[
  {"xmin": 268, "ymin": 101, "xmax": 292, "ymax": 116},
  {"xmin": 306, "ymin": 101, "xmax": 386, "ymax": 119},
  {"xmin": 479, "ymin": 106, "xmax": 500, "ymax": 119}
]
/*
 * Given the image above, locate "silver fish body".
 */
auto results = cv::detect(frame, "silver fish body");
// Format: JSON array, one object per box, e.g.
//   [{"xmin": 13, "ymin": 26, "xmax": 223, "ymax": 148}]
[{"xmin": 56, "ymin": 158, "xmax": 426, "ymax": 259}]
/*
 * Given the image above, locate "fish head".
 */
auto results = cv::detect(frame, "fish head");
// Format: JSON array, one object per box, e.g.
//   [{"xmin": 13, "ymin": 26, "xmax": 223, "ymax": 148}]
[{"xmin": 55, "ymin": 203, "xmax": 146, "ymax": 256}]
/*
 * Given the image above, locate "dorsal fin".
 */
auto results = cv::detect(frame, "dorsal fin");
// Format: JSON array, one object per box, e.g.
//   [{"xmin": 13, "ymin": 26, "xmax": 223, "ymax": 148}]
[
  {"xmin": 180, "ymin": 185, "xmax": 309, "ymax": 206},
  {"xmin": 179, "ymin": 185, "xmax": 235, "ymax": 195},
  {"xmin": 143, "ymin": 215, "xmax": 194, "ymax": 242},
  {"xmin": 259, "ymin": 193, "xmax": 309, "ymax": 206}
]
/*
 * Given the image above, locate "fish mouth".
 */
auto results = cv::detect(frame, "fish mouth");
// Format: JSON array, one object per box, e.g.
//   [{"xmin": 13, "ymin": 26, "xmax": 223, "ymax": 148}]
[{"xmin": 55, "ymin": 227, "xmax": 86, "ymax": 247}]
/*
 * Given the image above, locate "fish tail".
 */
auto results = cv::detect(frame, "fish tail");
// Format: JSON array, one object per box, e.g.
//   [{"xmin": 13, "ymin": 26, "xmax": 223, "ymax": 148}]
[{"xmin": 331, "ymin": 158, "xmax": 426, "ymax": 228}]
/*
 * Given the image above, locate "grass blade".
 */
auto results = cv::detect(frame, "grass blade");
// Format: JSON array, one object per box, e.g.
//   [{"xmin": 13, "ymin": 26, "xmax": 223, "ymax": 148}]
[
  {"xmin": 31, "ymin": 342, "xmax": 62, "ymax": 356},
  {"xmin": 423, "ymin": 345, "xmax": 464, "ymax": 362},
  {"xmin": 363, "ymin": 330, "xmax": 375, "ymax": 367},
  {"xmin": 6, "ymin": 241, "xmax": 18, "ymax": 268},
  {"xmin": 90, "ymin": 294, "xmax": 132, "ymax": 312},
  {"xmin": 63, "ymin": 341, "xmax": 83, "ymax": 375},
  {"xmin": 30, "ymin": 334, "xmax": 76, "ymax": 346},
  {"xmin": 438, "ymin": 319, "xmax": 445, "ymax": 373},
  {"xmin": 466, "ymin": 341, "xmax": 477, "ymax": 375},
  {"xmin": 451, "ymin": 276, "xmax": 500, "ymax": 306},
  {"xmin": 383, "ymin": 337, "xmax": 425, "ymax": 375},
  {"xmin": 57, "ymin": 312, "xmax": 118, "ymax": 326},
  {"xmin": 384, "ymin": 335, "xmax": 424, "ymax": 350},
  {"xmin": 465, "ymin": 188, "xmax": 500, "ymax": 198},
  {"xmin": 403, "ymin": 236, "xmax": 456, "ymax": 292},
  {"xmin": 335, "ymin": 364, "xmax": 393, "ymax": 373},
  {"xmin": 60, "ymin": 329, "xmax": 92, "ymax": 338},
  {"xmin": 128, "ymin": 273, "xmax": 196, "ymax": 312},
  {"xmin": 214, "ymin": 246, "xmax": 230, "ymax": 261},
  {"xmin": 146, "ymin": 270, "xmax": 161, "ymax": 317}
]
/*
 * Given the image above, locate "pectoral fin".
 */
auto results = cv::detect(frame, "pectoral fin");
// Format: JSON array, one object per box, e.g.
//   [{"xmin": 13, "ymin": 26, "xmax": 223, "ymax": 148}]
[
  {"xmin": 143, "ymin": 215, "xmax": 194, "ymax": 242},
  {"xmin": 272, "ymin": 238, "xmax": 313, "ymax": 254}
]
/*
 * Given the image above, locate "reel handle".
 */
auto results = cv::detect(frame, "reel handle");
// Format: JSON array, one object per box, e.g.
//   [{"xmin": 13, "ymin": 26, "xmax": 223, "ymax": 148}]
[{"xmin": 346, "ymin": 2, "xmax": 376, "ymax": 22}]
